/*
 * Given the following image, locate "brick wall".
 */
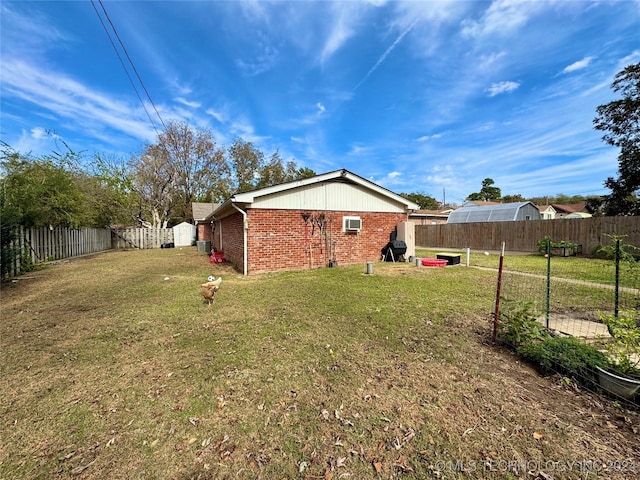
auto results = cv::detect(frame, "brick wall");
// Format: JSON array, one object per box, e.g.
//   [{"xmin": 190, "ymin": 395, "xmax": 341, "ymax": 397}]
[
  {"xmin": 196, "ymin": 222, "xmax": 213, "ymax": 242},
  {"xmin": 215, "ymin": 212, "xmax": 245, "ymax": 270},
  {"xmin": 244, "ymin": 209, "xmax": 406, "ymax": 274}
]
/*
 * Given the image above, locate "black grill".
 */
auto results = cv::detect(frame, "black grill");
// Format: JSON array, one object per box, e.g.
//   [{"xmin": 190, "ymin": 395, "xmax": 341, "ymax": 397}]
[{"xmin": 381, "ymin": 240, "xmax": 407, "ymax": 262}]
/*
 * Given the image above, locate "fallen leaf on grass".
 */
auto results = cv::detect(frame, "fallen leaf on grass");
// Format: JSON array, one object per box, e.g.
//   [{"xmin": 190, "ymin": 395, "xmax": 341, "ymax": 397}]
[
  {"xmin": 393, "ymin": 454, "xmax": 414, "ymax": 474},
  {"xmin": 533, "ymin": 431, "xmax": 543, "ymax": 440},
  {"xmin": 71, "ymin": 459, "xmax": 96, "ymax": 475},
  {"xmin": 372, "ymin": 460, "xmax": 383, "ymax": 473},
  {"xmin": 58, "ymin": 451, "xmax": 76, "ymax": 461}
]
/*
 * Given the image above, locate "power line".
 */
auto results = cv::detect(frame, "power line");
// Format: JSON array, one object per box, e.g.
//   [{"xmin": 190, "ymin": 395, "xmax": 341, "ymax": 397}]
[{"xmin": 90, "ymin": 0, "xmax": 165, "ymax": 136}]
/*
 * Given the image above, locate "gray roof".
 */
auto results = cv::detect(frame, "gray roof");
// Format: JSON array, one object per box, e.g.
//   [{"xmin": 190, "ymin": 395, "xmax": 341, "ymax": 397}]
[
  {"xmin": 192, "ymin": 202, "xmax": 218, "ymax": 222},
  {"xmin": 447, "ymin": 202, "xmax": 540, "ymax": 223}
]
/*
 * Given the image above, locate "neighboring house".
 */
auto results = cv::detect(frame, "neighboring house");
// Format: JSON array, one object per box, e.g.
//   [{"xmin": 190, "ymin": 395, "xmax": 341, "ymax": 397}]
[
  {"xmin": 447, "ymin": 201, "xmax": 541, "ymax": 223},
  {"xmin": 409, "ymin": 209, "xmax": 455, "ymax": 225},
  {"xmin": 205, "ymin": 169, "xmax": 419, "ymax": 275},
  {"xmin": 192, "ymin": 202, "xmax": 219, "ymax": 242},
  {"xmin": 537, "ymin": 205, "xmax": 557, "ymax": 220},
  {"xmin": 552, "ymin": 203, "xmax": 589, "ymax": 219}
]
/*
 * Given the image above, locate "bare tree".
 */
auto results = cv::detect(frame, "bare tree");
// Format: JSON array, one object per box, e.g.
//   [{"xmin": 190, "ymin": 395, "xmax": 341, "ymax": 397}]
[{"xmin": 132, "ymin": 121, "xmax": 229, "ymax": 227}]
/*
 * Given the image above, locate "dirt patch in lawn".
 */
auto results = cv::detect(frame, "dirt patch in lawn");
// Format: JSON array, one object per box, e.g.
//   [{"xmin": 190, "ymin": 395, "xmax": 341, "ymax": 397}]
[{"xmin": 1, "ymin": 249, "xmax": 638, "ymax": 479}]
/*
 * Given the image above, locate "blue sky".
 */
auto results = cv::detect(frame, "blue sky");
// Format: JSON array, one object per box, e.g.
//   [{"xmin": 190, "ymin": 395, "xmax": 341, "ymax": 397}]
[{"xmin": 1, "ymin": 1, "xmax": 639, "ymax": 204}]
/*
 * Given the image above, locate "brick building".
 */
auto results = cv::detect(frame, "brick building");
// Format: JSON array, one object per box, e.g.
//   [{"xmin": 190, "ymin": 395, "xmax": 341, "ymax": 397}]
[
  {"xmin": 192, "ymin": 202, "xmax": 218, "ymax": 242},
  {"xmin": 205, "ymin": 169, "xmax": 419, "ymax": 275}
]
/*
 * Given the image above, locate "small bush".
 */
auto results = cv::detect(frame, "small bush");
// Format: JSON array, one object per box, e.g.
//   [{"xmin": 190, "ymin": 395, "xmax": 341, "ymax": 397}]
[
  {"xmin": 518, "ymin": 337, "xmax": 610, "ymax": 387},
  {"xmin": 537, "ymin": 236, "xmax": 579, "ymax": 256},
  {"xmin": 499, "ymin": 300, "xmax": 612, "ymax": 390},
  {"xmin": 499, "ymin": 301, "xmax": 550, "ymax": 348},
  {"xmin": 600, "ymin": 310, "xmax": 640, "ymax": 375}
]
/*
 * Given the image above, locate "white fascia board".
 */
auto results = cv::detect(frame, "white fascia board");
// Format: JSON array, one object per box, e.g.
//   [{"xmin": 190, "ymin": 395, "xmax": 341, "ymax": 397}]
[{"xmin": 207, "ymin": 169, "xmax": 419, "ymax": 218}]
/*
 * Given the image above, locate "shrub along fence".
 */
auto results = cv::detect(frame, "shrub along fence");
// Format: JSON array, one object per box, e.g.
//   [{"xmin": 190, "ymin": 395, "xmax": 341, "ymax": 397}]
[
  {"xmin": 1, "ymin": 226, "xmax": 174, "ymax": 280},
  {"xmin": 494, "ymin": 238, "xmax": 639, "ymax": 407},
  {"xmin": 416, "ymin": 216, "xmax": 640, "ymax": 255}
]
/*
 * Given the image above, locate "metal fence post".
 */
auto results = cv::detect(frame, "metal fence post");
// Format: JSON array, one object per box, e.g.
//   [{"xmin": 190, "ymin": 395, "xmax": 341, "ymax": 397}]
[
  {"xmin": 546, "ymin": 238, "xmax": 551, "ymax": 329},
  {"xmin": 615, "ymin": 238, "xmax": 620, "ymax": 318},
  {"xmin": 493, "ymin": 242, "xmax": 506, "ymax": 343}
]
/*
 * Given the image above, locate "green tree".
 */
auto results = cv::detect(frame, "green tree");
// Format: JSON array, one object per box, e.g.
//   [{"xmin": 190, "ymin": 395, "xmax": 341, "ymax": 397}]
[
  {"xmin": 399, "ymin": 192, "xmax": 439, "ymax": 210},
  {"xmin": 467, "ymin": 178, "xmax": 501, "ymax": 201},
  {"xmin": 593, "ymin": 62, "xmax": 640, "ymax": 215},
  {"xmin": 0, "ymin": 147, "xmax": 89, "ymax": 228},
  {"xmin": 295, "ymin": 167, "xmax": 317, "ymax": 179},
  {"xmin": 228, "ymin": 139, "xmax": 264, "ymax": 193},
  {"xmin": 83, "ymin": 154, "xmax": 140, "ymax": 226},
  {"xmin": 132, "ymin": 121, "xmax": 229, "ymax": 227},
  {"xmin": 501, "ymin": 194, "xmax": 525, "ymax": 203},
  {"xmin": 256, "ymin": 151, "xmax": 317, "ymax": 188}
]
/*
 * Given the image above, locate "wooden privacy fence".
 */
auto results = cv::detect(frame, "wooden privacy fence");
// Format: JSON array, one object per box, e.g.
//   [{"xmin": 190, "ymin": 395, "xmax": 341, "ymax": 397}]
[
  {"xmin": 111, "ymin": 227, "xmax": 173, "ymax": 250},
  {"xmin": 3, "ymin": 226, "xmax": 112, "ymax": 278},
  {"xmin": 2, "ymin": 226, "xmax": 176, "ymax": 279},
  {"xmin": 415, "ymin": 216, "xmax": 640, "ymax": 254}
]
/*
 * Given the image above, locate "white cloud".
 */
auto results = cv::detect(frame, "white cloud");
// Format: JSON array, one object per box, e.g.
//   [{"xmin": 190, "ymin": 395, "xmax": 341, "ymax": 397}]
[
  {"xmin": 353, "ymin": 16, "xmax": 420, "ymax": 91},
  {"xmin": 316, "ymin": 102, "xmax": 326, "ymax": 114},
  {"xmin": 416, "ymin": 133, "xmax": 443, "ymax": 142},
  {"xmin": 206, "ymin": 108, "xmax": 225, "ymax": 123},
  {"xmin": 1, "ymin": 59, "xmax": 158, "ymax": 142},
  {"xmin": 235, "ymin": 33, "xmax": 280, "ymax": 76},
  {"xmin": 562, "ymin": 56, "xmax": 593, "ymax": 73},
  {"xmin": 320, "ymin": 7, "xmax": 356, "ymax": 64},
  {"xmin": 30, "ymin": 127, "xmax": 48, "ymax": 140},
  {"xmin": 486, "ymin": 80, "xmax": 520, "ymax": 97},
  {"xmin": 461, "ymin": 0, "xmax": 548, "ymax": 38},
  {"xmin": 175, "ymin": 97, "xmax": 201, "ymax": 108},
  {"xmin": 617, "ymin": 49, "xmax": 640, "ymax": 69},
  {"xmin": 348, "ymin": 144, "xmax": 373, "ymax": 156}
]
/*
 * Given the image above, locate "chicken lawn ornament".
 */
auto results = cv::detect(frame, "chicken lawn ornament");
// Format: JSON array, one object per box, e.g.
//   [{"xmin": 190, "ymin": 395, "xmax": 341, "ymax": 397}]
[{"xmin": 200, "ymin": 276, "xmax": 222, "ymax": 305}]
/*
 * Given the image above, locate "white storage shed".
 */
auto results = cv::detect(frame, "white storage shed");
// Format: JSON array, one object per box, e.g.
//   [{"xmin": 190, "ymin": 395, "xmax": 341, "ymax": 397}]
[{"xmin": 172, "ymin": 222, "xmax": 196, "ymax": 246}]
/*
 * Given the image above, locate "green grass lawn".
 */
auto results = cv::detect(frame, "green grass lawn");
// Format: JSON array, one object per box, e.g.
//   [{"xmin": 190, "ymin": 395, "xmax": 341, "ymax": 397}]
[
  {"xmin": 417, "ymin": 248, "xmax": 639, "ymax": 288},
  {"xmin": 1, "ymin": 249, "xmax": 638, "ymax": 479}
]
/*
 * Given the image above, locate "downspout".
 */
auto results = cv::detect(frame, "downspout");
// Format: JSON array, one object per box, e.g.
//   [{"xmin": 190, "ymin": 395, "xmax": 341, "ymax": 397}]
[
  {"xmin": 211, "ymin": 216, "xmax": 221, "ymax": 251},
  {"xmin": 231, "ymin": 203, "xmax": 248, "ymax": 276}
]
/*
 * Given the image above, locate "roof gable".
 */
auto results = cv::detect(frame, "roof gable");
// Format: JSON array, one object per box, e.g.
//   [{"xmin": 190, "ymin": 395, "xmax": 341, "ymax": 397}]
[
  {"xmin": 552, "ymin": 203, "xmax": 587, "ymax": 213},
  {"xmin": 192, "ymin": 202, "xmax": 218, "ymax": 221},
  {"xmin": 210, "ymin": 169, "xmax": 419, "ymax": 219}
]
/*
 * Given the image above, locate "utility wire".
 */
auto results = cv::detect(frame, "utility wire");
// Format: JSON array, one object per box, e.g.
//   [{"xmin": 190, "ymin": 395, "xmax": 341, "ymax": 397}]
[
  {"xmin": 96, "ymin": 0, "xmax": 166, "ymax": 131},
  {"xmin": 90, "ymin": 0, "xmax": 164, "ymax": 137}
]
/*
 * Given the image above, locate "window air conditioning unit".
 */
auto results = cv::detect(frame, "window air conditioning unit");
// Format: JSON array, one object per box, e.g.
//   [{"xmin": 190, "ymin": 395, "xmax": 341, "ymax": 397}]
[{"xmin": 343, "ymin": 216, "xmax": 362, "ymax": 232}]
